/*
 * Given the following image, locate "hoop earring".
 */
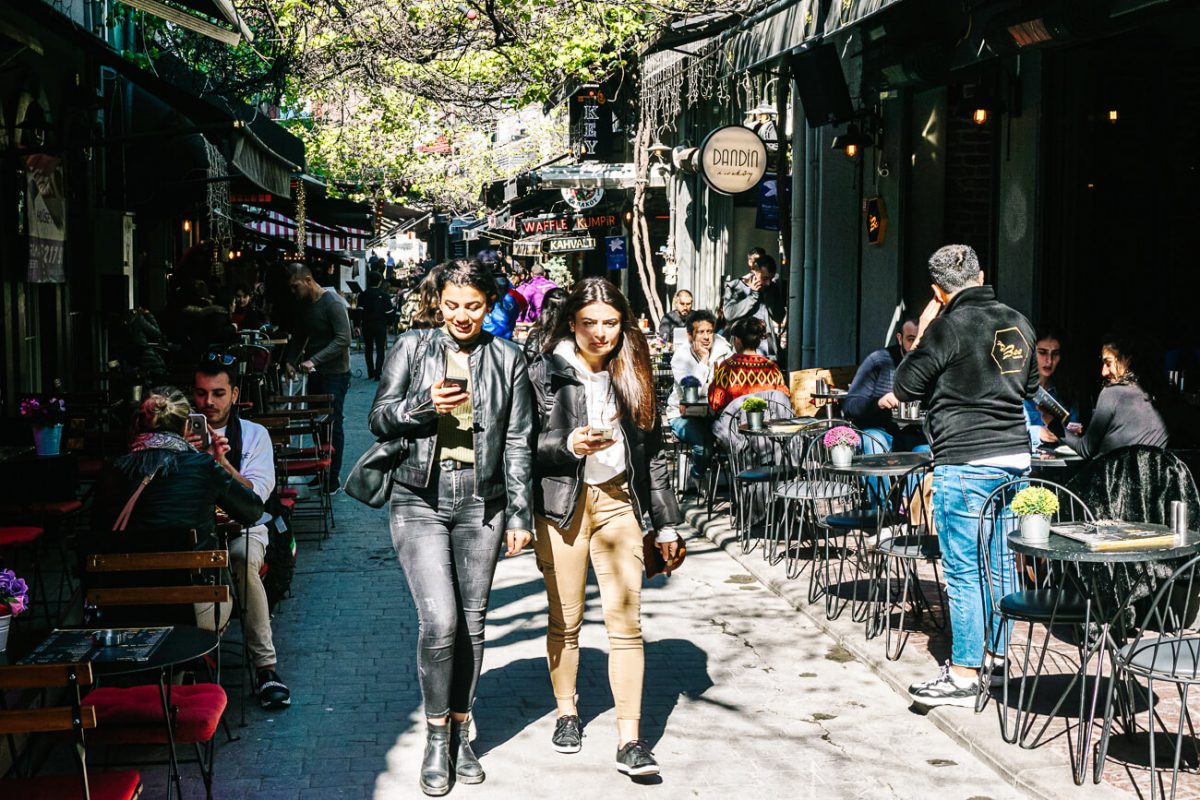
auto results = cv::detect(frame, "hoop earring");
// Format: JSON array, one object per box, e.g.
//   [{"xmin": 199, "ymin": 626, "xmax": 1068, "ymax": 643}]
[{"xmin": 435, "ymin": 309, "xmax": 445, "ymax": 324}]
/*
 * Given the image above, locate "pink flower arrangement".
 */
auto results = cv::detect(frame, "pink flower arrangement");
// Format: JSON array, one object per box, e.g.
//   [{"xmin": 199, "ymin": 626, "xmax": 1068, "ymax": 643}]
[
  {"xmin": 0, "ymin": 569, "xmax": 28, "ymax": 617},
  {"xmin": 19, "ymin": 395, "xmax": 66, "ymax": 425},
  {"xmin": 823, "ymin": 426, "xmax": 860, "ymax": 449}
]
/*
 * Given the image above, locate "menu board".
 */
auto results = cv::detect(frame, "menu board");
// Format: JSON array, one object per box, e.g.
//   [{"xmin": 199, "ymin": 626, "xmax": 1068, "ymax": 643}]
[{"xmin": 19, "ymin": 627, "xmax": 172, "ymax": 665}]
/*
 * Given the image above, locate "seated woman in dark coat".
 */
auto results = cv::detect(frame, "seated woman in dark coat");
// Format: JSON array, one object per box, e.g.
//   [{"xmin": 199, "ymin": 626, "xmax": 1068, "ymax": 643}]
[
  {"xmin": 90, "ymin": 386, "xmax": 263, "ymax": 624},
  {"xmin": 1066, "ymin": 336, "xmax": 1169, "ymax": 459}
]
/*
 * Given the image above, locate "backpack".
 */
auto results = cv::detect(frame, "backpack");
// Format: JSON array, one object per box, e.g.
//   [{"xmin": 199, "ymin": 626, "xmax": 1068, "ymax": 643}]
[{"xmin": 260, "ymin": 512, "xmax": 297, "ymax": 611}]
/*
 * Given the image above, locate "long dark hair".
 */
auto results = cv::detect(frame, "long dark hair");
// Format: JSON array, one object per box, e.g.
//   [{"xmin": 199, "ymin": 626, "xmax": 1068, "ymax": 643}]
[
  {"xmin": 529, "ymin": 287, "xmax": 567, "ymax": 349},
  {"xmin": 547, "ymin": 278, "xmax": 655, "ymax": 431},
  {"xmin": 409, "ymin": 265, "xmax": 444, "ymax": 330}
]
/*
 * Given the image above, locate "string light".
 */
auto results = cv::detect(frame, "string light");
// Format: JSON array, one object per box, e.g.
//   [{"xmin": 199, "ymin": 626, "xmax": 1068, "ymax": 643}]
[{"xmin": 294, "ymin": 180, "xmax": 306, "ymax": 258}]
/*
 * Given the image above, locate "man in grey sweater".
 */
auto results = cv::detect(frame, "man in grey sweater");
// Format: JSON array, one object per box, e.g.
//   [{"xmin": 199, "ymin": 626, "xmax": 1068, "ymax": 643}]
[{"xmin": 286, "ymin": 264, "xmax": 352, "ymax": 491}]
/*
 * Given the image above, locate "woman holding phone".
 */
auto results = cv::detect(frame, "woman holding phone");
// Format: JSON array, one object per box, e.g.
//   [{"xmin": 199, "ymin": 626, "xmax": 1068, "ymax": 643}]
[
  {"xmin": 528, "ymin": 278, "xmax": 682, "ymax": 778},
  {"xmin": 368, "ymin": 259, "xmax": 534, "ymax": 796}
]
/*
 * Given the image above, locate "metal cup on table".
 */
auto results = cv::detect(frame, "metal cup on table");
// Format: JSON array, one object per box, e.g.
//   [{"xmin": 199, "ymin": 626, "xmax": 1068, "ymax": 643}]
[
  {"xmin": 814, "ymin": 378, "xmax": 828, "ymax": 395},
  {"xmin": 1172, "ymin": 500, "xmax": 1189, "ymax": 537},
  {"xmin": 900, "ymin": 401, "xmax": 920, "ymax": 420}
]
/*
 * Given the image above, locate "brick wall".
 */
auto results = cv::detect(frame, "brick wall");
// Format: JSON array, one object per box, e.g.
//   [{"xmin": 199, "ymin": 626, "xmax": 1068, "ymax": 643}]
[{"xmin": 944, "ymin": 115, "xmax": 997, "ymax": 269}]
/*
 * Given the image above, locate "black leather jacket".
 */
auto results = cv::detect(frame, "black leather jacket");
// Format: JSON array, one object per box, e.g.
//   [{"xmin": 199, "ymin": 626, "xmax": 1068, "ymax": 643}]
[
  {"xmin": 368, "ymin": 328, "xmax": 534, "ymax": 531},
  {"xmin": 529, "ymin": 352, "xmax": 681, "ymax": 532}
]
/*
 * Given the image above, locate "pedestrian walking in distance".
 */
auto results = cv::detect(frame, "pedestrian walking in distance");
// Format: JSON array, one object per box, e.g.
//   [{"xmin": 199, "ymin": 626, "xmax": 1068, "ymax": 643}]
[
  {"xmin": 367, "ymin": 259, "xmax": 535, "ymax": 796},
  {"xmin": 529, "ymin": 277, "xmax": 683, "ymax": 778}
]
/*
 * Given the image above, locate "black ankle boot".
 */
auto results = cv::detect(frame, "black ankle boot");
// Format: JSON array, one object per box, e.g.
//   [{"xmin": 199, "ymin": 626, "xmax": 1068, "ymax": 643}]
[
  {"xmin": 420, "ymin": 721, "xmax": 452, "ymax": 796},
  {"xmin": 451, "ymin": 718, "xmax": 485, "ymax": 784}
]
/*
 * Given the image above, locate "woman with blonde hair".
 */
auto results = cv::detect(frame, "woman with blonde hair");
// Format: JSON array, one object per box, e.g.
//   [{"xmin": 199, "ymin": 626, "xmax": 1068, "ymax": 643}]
[{"xmin": 528, "ymin": 277, "xmax": 682, "ymax": 778}]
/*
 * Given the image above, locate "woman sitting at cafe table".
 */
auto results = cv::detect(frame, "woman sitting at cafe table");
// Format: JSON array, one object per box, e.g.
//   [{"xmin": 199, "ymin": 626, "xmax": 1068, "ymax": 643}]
[
  {"xmin": 89, "ymin": 386, "xmax": 264, "ymax": 623},
  {"xmin": 1064, "ymin": 334, "xmax": 1169, "ymax": 459}
]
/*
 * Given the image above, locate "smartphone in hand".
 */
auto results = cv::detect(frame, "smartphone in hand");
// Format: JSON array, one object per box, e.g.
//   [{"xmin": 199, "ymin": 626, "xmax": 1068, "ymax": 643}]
[
  {"xmin": 591, "ymin": 426, "xmax": 614, "ymax": 442},
  {"xmin": 187, "ymin": 413, "xmax": 211, "ymax": 449},
  {"xmin": 443, "ymin": 377, "xmax": 468, "ymax": 394}
]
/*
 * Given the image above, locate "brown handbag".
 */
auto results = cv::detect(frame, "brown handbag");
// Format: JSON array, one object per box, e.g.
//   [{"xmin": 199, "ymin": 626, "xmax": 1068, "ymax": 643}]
[{"xmin": 643, "ymin": 532, "xmax": 686, "ymax": 579}]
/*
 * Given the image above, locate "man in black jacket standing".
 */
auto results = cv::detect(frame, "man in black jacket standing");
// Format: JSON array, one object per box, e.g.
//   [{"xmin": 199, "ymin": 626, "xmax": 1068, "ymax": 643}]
[
  {"xmin": 893, "ymin": 244, "xmax": 1039, "ymax": 707},
  {"xmin": 357, "ymin": 270, "xmax": 394, "ymax": 380}
]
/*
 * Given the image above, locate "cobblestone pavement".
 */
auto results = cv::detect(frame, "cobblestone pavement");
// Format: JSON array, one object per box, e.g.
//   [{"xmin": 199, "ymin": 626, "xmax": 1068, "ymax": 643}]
[{"xmin": 148, "ymin": 351, "xmax": 1027, "ymax": 799}]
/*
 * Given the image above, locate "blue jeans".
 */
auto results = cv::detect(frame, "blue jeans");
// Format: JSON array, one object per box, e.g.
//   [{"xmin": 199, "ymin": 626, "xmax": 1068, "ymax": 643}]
[
  {"xmin": 307, "ymin": 371, "xmax": 350, "ymax": 483},
  {"xmin": 670, "ymin": 416, "xmax": 711, "ymax": 480},
  {"xmin": 932, "ymin": 464, "xmax": 1025, "ymax": 668},
  {"xmin": 861, "ymin": 427, "xmax": 931, "ymax": 506}
]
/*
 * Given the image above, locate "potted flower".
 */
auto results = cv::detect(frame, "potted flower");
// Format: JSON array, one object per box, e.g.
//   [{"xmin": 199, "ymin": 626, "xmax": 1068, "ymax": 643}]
[
  {"xmin": 0, "ymin": 569, "xmax": 29, "ymax": 652},
  {"xmin": 680, "ymin": 375, "xmax": 702, "ymax": 404},
  {"xmin": 1010, "ymin": 486, "xmax": 1060, "ymax": 543},
  {"xmin": 823, "ymin": 426, "xmax": 861, "ymax": 467},
  {"xmin": 742, "ymin": 396, "xmax": 768, "ymax": 430},
  {"xmin": 19, "ymin": 395, "xmax": 67, "ymax": 456}
]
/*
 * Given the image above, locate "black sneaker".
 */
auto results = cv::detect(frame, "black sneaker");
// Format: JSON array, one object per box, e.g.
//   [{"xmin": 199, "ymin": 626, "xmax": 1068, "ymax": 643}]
[
  {"xmin": 551, "ymin": 714, "xmax": 583, "ymax": 753},
  {"xmin": 255, "ymin": 669, "xmax": 291, "ymax": 710},
  {"xmin": 907, "ymin": 661, "xmax": 977, "ymax": 707},
  {"xmin": 616, "ymin": 739, "xmax": 659, "ymax": 776}
]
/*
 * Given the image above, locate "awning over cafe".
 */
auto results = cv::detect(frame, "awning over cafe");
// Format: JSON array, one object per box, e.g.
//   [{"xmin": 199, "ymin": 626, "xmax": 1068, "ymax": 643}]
[
  {"xmin": 241, "ymin": 208, "xmax": 370, "ymax": 252},
  {"xmin": 535, "ymin": 163, "xmax": 667, "ymax": 189},
  {"xmin": 823, "ymin": 0, "xmax": 905, "ymax": 38},
  {"xmin": 723, "ymin": 0, "xmax": 821, "ymax": 75}
]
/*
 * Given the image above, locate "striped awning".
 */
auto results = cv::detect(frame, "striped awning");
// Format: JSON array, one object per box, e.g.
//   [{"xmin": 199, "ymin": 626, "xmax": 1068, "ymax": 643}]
[{"xmin": 242, "ymin": 208, "xmax": 371, "ymax": 252}]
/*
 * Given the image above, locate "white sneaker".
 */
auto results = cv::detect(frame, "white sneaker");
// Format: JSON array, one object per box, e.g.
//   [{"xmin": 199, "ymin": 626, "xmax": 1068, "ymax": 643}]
[{"xmin": 908, "ymin": 661, "xmax": 978, "ymax": 707}]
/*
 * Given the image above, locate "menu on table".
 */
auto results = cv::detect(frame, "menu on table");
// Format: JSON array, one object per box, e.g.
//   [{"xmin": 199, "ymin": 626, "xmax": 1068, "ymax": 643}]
[
  {"xmin": 1049, "ymin": 521, "xmax": 1180, "ymax": 551},
  {"xmin": 18, "ymin": 627, "xmax": 173, "ymax": 665}
]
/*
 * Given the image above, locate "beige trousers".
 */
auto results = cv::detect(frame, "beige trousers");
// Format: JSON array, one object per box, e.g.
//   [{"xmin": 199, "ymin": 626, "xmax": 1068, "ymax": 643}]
[
  {"xmin": 194, "ymin": 536, "xmax": 277, "ymax": 669},
  {"xmin": 535, "ymin": 476, "xmax": 646, "ymax": 720}
]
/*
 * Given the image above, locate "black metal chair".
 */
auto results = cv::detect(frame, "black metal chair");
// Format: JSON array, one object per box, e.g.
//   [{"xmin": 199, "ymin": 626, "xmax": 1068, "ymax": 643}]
[
  {"xmin": 866, "ymin": 461, "xmax": 946, "ymax": 659},
  {"xmin": 1096, "ymin": 552, "xmax": 1200, "ymax": 799},
  {"xmin": 974, "ymin": 478, "xmax": 1095, "ymax": 753}
]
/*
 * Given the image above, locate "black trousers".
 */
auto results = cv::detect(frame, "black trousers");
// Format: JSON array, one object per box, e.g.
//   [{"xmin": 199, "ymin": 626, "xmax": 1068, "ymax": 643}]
[{"xmin": 362, "ymin": 322, "xmax": 389, "ymax": 379}]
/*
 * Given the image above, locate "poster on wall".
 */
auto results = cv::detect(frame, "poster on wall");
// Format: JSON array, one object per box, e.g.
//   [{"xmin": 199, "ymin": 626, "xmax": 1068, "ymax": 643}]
[
  {"xmin": 755, "ymin": 173, "xmax": 788, "ymax": 231},
  {"xmin": 26, "ymin": 154, "xmax": 66, "ymax": 283}
]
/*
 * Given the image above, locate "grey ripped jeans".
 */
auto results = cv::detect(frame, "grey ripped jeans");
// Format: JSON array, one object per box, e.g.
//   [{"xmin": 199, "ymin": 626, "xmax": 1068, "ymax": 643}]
[{"xmin": 389, "ymin": 466, "xmax": 506, "ymax": 718}]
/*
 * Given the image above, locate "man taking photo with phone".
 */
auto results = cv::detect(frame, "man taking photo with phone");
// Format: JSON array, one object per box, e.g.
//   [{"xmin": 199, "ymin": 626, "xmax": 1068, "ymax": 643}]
[{"xmin": 191, "ymin": 355, "xmax": 292, "ymax": 711}]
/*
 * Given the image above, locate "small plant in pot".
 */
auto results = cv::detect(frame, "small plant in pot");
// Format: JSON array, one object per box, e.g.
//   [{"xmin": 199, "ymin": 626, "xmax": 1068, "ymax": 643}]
[
  {"xmin": 1010, "ymin": 486, "xmax": 1060, "ymax": 542},
  {"xmin": 680, "ymin": 375, "xmax": 702, "ymax": 404},
  {"xmin": 742, "ymin": 396, "xmax": 768, "ymax": 430},
  {"xmin": 19, "ymin": 395, "xmax": 67, "ymax": 456},
  {"xmin": 822, "ymin": 426, "xmax": 861, "ymax": 467},
  {"xmin": 0, "ymin": 569, "xmax": 29, "ymax": 652}
]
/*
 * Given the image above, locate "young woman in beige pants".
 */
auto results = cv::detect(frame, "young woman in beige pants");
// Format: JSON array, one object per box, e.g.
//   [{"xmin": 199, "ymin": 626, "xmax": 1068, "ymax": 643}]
[{"xmin": 529, "ymin": 278, "xmax": 682, "ymax": 778}]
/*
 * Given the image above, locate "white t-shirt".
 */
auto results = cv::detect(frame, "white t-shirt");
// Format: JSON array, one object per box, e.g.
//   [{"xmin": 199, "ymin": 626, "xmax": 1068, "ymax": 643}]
[
  {"xmin": 554, "ymin": 340, "xmax": 626, "ymax": 485},
  {"xmin": 215, "ymin": 418, "xmax": 275, "ymax": 548}
]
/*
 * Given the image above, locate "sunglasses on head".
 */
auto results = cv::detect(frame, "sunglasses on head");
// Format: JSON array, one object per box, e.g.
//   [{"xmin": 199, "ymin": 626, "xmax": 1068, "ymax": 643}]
[{"xmin": 205, "ymin": 352, "xmax": 237, "ymax": 366}]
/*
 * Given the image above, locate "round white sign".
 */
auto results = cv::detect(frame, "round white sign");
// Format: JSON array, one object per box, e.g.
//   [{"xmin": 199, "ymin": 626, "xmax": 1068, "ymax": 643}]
[
  {"xmin": 561, "ymin": 187, "xmax": 605, "ymax": 211},
  {"xmin": 698, "ymin": 125, "xmax": 768, "ymax": 196}
]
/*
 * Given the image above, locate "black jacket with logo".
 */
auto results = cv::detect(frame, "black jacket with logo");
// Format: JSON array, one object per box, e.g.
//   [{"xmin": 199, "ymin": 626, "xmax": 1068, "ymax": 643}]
[{"xmin": 893, "ymin": 286, "xmax": 1038, "ymax": 464}]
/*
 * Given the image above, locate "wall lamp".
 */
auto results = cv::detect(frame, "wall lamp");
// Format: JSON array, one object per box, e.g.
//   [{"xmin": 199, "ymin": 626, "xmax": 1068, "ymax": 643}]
[{"xmin": 831, "ymin": 124, "xmax": 870, "ymax": 159}]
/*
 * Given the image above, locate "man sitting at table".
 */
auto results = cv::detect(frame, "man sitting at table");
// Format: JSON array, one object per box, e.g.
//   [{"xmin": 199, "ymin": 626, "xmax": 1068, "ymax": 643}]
[
  {"xmin": 192, "ymin": 357, "xmax": 292, "ymax": 711},
  {"xmin": 668, "ymin": 310, "xmax": 733, "ymax": 493},
  {"xmin": 893, "ymin": 244, "xmax": 1038, "ymax": 708},
  {"xmin": 844, "ymin": 316, "xmax": 925, "ymax": 455}
]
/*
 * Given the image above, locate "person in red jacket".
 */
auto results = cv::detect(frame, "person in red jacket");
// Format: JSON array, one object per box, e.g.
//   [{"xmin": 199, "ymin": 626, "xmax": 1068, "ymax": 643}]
[{"xmin": 708, "ymin": 316, "xmax": 788, "ymax": 414}]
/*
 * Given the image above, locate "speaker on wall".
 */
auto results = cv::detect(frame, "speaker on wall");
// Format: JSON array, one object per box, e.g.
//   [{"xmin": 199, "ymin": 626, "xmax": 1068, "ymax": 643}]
[{"xmin": 791, "ymin": 44, "xmax": 855, "ymax": 128}]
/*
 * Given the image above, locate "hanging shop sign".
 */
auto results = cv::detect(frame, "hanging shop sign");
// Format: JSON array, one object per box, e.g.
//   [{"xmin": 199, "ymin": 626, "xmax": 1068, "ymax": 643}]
[
  {"xmin": 698, "ymin": 125, "xmax": 768, "ymax": 196},
  {"xmin": 26, "ymin": 155, "xmax": 67, "ymax": 283},
  {"xmin": 569, "ymin": 84, "xmax": 613, "ymax": 161},
  {"xmin": 864, "ymin": 196, "xmax": 888, "ymax": 246},
  {"xmin": 519, "ymin": 212, "xmax": 618, "ymax": 237},
  {"xmin": 547, "ymin": 236, "xmax": 596, "ymax": 254},
  {"xmin": 605, "ymin": 236, "xmax": 628, "ymax": 270},
  {"xmin": 513, "ymin": 240, "xmax": 543, "ymax": 257},
  {"xmin": 562, "ymin": 187, "xmax": 605, "ymax": 211}
]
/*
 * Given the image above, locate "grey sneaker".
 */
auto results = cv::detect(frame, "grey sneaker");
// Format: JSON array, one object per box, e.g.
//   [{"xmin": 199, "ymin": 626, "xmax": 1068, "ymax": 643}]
[
  {"xmin": 615, "ymin": 739, "xmax": 659, "ymax": 776},
  {"xmin": 907, "ymin": 661, "xmax": 977, "ymax": 707},
  {"xmin": 552, "ymin": 714, "xmax": 583, "ymax": 753}
]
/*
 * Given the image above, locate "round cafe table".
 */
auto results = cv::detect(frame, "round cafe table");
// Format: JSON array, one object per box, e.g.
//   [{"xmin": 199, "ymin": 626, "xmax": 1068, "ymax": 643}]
[
  {"xmin": 1007, "ymin": 525, "xmax": 1200, "ymax": 784},
  {"xmin": 825, "ymin": 451, "xmax": 933, "ymax": 478},
  {"xmin": 810, "ymin": 389, "xmax": 845, "ymax": 420}
]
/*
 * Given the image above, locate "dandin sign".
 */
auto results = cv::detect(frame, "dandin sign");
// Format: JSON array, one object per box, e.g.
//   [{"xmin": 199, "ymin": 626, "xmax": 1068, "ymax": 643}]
[{"xmin": 698, "ymin": 125, "xmax": 767, "ymax": 196}]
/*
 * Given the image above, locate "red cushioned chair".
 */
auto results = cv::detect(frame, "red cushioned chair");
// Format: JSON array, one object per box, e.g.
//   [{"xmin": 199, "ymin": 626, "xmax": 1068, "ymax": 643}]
[
  {"xmin": 0, "ymin": 495, "xmax": 84, "ymax": 626},
  {"xmin": 0, "ymin": 662, "xmax": 142, "ymax": 800},
  {"xmin": 82, "ymin": 549, "xmax": 230, "ymax": 800}
]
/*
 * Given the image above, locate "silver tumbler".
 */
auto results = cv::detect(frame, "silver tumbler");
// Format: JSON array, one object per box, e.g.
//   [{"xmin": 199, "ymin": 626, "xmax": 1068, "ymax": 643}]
[{"xmin": 1172, "ymin": 500, "xmax": 1189, "ymax": 535}]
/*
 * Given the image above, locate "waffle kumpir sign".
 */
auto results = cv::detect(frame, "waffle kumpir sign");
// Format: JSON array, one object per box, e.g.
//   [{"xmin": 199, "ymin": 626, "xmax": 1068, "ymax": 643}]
[{"xmin": 698, "ymin": 125, "xmax": 768, "ymax": 196}]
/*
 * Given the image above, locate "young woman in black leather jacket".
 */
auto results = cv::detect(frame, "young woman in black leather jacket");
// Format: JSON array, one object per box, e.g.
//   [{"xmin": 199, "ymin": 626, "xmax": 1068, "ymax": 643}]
[
  {"xmin": 528, "ymin": 277, "xmax": 682, "ymax": 778},
  {"xmin": 368, "ymin": 259, "xmax": 534, "ymax": 797}
]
